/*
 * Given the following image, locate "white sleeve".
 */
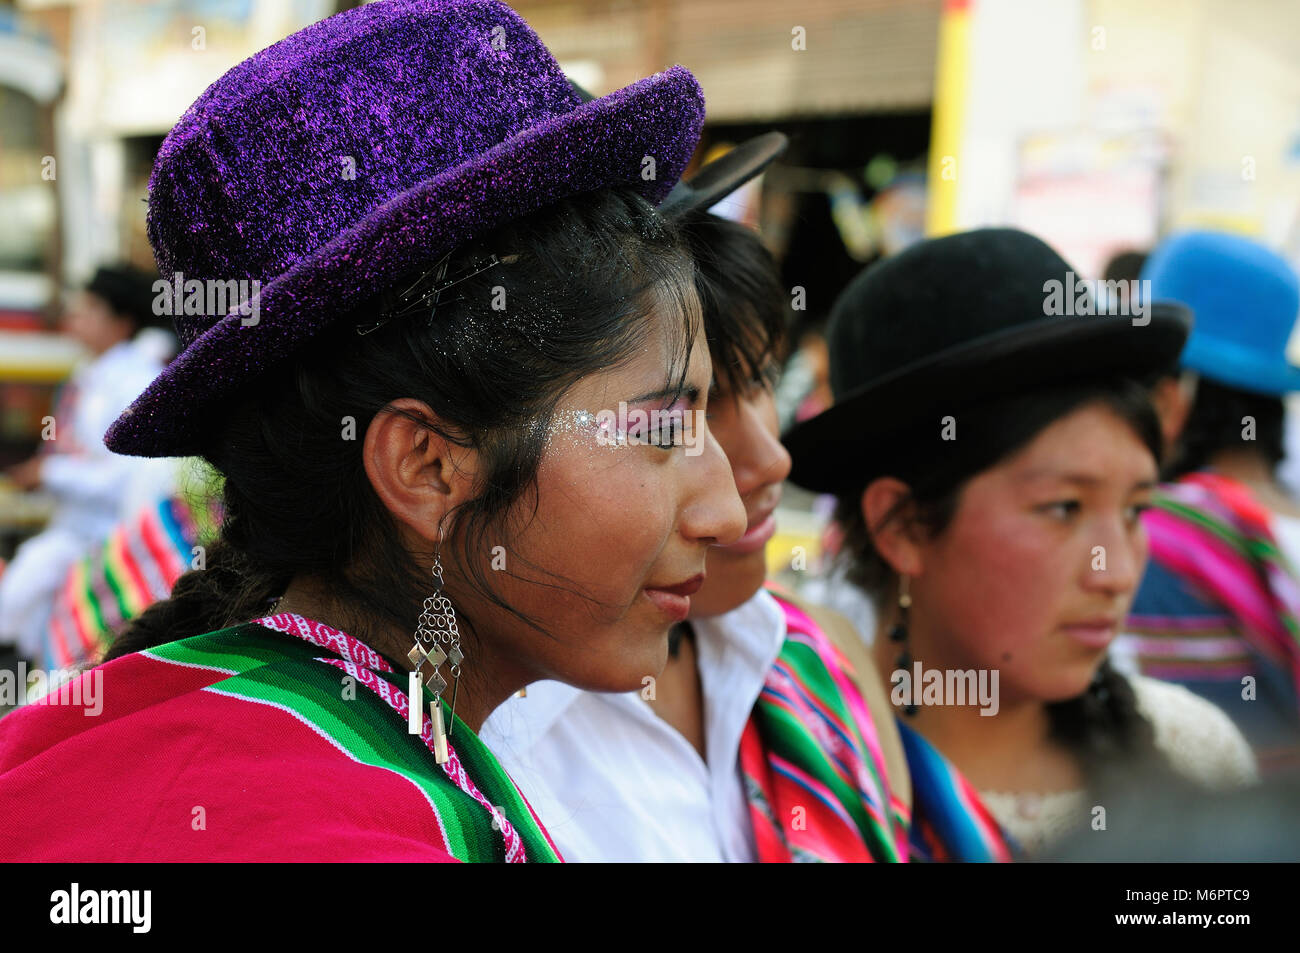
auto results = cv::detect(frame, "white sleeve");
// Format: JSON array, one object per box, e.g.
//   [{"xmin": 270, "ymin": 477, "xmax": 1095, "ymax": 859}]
[
  {"xmin": 39, "ymin": 452, "xmax": 136, "ymax": 509},
  {"xmin": 40, "ymin": 348, "xmax": 165, "ymax": 510}
]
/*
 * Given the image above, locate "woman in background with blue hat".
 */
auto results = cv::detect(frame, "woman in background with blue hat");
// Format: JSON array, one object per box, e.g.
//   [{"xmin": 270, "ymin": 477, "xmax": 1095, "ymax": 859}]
[{"xmin": 1121, "ymin": 230, "xmax": 1300, "ymax": 777}]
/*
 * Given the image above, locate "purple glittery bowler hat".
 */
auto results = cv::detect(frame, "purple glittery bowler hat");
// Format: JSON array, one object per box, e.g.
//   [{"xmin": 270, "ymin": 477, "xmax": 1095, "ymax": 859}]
[{"xmin": 105, "ymin": 0, "xmax": 706, "ymax": 458}]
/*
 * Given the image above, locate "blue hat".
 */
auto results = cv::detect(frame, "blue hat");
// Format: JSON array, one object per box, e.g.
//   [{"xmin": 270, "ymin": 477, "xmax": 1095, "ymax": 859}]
[{"xmin": 1142, "ymin": 230, "xmax": 1300, "ymax": 396}]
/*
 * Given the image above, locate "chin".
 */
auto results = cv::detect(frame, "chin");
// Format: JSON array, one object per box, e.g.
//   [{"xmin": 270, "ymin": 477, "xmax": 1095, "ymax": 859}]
[
  {"xmin": 1036, "ymin": 662, "xmax": 1106, "ymax": 704},
  {"xmin": 688, "ymin": 586, "xmax": 750, "ymax": 619},
  {"xmin": 694, "ymin": 549, "xmax": 768, "ymax": 618},
  {"xmin": 566, "ymin": 623, "xmax": 673, "ymax": 694}
]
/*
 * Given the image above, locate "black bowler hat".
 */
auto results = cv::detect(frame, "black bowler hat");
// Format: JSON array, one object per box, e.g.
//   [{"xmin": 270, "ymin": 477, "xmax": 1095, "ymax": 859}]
[{"xmin": 782, "ymin": 228, "xmax": 1192, "ymax": 494}]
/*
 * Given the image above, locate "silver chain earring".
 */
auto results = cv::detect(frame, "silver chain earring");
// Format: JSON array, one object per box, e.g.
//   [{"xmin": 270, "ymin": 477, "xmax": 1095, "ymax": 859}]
[{"xmin": 407, "ymin": 524, "xmax": 463, "ymax": 763}]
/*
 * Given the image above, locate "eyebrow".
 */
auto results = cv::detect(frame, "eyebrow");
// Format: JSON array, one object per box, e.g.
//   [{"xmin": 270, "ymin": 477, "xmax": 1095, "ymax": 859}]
[
  {"xmin": 1017, "ymin": 469, "xmax": 1157, "ymax": 491},
  {"xmin": 627, "ymin": 377, "xmax": 710, "ymax": 406}
]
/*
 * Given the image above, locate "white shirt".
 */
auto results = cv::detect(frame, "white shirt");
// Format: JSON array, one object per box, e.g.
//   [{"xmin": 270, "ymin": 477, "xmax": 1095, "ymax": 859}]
[
  {"xmin": 40, "ymin": 336, "xmax": 175, "ymax": 541},
  {"xmin": 1276, "ymin": 400, "xmax": 1300, "ymax": 500},
  {"xmin": 479, "ymin": 589, "xmax": 787, "ymax": 862},
  {"xmin": 1271, "ymin": 513, "xmax": 1300, "ymax": 573}
]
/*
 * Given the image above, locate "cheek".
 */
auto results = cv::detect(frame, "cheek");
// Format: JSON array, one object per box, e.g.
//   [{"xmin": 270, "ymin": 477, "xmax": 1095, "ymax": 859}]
[
  {"xmin": 925, "ymin": 508, "xmax": 1072, "ymax": 662},
  {"xmin": 1132, "ymin": 522, "xmax": 1151, "ymax": 575},
  {"xmin": 513, "ymin": 447, "xmax": 676, "ymax": 609}
]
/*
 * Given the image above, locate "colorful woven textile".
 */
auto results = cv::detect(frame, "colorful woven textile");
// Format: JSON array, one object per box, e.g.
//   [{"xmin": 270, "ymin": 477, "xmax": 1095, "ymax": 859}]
[
  {"xmin": 0, "ymin": 612, "xmax": 560, "ymax": 862},
  {"xmin": 740, "ymin": 590, "xmax": 910, "ymax": 862},
  {"xmin": 897, "ymin": 720, "xmax": 1018, "ymax": 862},
  {"xmin": 1126, "ymin": 470, "xmax": 1300, "ymax": 774},
  {"xmin": 45, "ymin": 459, "xmax": 224, "ymax": 670}
]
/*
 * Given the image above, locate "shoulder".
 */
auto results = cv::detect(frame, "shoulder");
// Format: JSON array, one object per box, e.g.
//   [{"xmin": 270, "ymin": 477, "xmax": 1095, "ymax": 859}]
[
  {"xmin": 769, "ymin": 587, "xmax": 880, "ymax": 688},
  {"xmin": 0, "ymin": 624, "xmax": 462, "ymax": 860},
  {"xmin": 0, "ymin": 624, "xmax": 274, "ymax": 769},
  {"xmin": 766, "ymin": 586, "xmax": 912, "ymax": 812},
  {"xmin": 1127, "ymin": 674, "xmax": 1259, "ymax": 789}
]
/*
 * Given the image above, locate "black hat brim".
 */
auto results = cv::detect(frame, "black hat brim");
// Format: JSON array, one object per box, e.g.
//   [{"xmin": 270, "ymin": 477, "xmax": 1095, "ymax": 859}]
[
  {"xmin": 659, "ymin": 131, "xmax": 788, "ymax": 216},
  {"xmin": 783, "ymin": 303, "xmax": 1191, "ymax": 494}
]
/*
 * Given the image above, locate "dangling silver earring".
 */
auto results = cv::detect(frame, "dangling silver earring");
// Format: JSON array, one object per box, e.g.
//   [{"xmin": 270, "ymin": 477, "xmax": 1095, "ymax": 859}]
[{"xmin": 407, "ymin": 524, "xmax": 463, "ymax": 763}]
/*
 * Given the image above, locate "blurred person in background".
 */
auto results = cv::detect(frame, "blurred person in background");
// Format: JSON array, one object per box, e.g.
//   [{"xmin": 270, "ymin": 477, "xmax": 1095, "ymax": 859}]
[
  {"xmin": 1118, "ymin": 231, "xmax": 1300, "ymax": 777},
  {"xmin": 773, "ymin": 315, "xmax": 833, "ymax": 433},
  {"xmin": 39, "ymin": 456, "xmax": 223, "ymax": 672},
  {"xmin": 787, "ymin": 229, "xmax": 1256, "ymax": 860},
  {"xmin": 482, "ymin": 137, "xmax": 910, "ymax": 862},
  {"xmin": 0, "ymin": 264, "xmax": 176, "ymax": 665}
]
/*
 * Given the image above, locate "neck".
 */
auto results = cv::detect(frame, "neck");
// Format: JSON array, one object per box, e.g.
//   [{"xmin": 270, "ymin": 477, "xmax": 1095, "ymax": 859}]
[
  {"xmin": 1207, "ymin": 448, "xmax": 1276, "ymax": 487},
  {"xmin": 272, "ymin": 574, "xmax": 516, "ymax": 734},
  {"xmin": 645, "ymin": 622, "xmax": 707, "ymax": 760},
  {"xmin": 870, "ymin": 615, "xmax": 1065, "ymax": 791},
  {"xmin": 1206, "ymin": 450, "xmax": 1300, "ymax": 517},
  {"xmin": 95, "ymin": 332, "xmax": 133, "ymax": 356}
]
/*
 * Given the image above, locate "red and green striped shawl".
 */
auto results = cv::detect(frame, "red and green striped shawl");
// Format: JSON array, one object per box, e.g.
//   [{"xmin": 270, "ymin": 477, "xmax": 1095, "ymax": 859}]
[
  {"xmin": 0, "ymin": 612, "xmax": 560, "ymax": 863},
  {"xmin": 46, "ymin": 461, "xmax": 225, "ymax": 670},
  {"xmin": 740, "ymin": 590, "xmax": 911, "ymax": 862}
]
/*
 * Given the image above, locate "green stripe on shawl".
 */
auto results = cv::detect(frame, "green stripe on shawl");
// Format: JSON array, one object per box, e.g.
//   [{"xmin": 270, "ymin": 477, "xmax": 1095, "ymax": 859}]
[
  {"xmin": 1158, "ymin": 497, "xmax": 1283, "ymax": 563},
  {"xmin": 759, "ymin": 635, "xmax": 899, "ymax": 861},
  {"xmin": 149, "ymin": 623, "xmax": 557, "ymax": 863}
]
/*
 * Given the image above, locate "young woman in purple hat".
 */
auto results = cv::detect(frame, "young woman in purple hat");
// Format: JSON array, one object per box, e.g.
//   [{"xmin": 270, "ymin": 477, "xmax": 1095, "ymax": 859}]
[
  {"xmin": 786, "ymin": 228, "xmax": 1258, "ymax": 859},
  {"xmin": 0, "ymin": 0, "xmax": 746, "ymax": 862}
]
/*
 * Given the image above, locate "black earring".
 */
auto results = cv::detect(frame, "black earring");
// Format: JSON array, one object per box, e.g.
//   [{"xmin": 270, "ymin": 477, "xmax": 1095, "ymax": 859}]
[{"xmin": 891, "ymin": 575, "xmax": 918, "ymax": 717}]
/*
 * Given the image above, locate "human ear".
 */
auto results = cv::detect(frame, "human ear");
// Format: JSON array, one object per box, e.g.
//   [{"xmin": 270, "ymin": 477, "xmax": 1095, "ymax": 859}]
[
  {"xmin": 362, "ymin": 398, "xmax": 481, "ymax": 546},
  {"xmin": 1149, "ymin": 375, "xmax": 1194, "ymax": 453},
  {"xmin": 860, "ymin": 476, "xmax": 925, "ymax": 578}
]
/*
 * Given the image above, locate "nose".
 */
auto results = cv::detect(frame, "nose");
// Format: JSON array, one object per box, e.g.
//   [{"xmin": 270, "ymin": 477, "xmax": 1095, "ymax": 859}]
[
  {"xmin": 1082, "ymin": 516, "xmax": 1147, "ymax": 597},
  {"xmin": 730, "ymin": 397, "xmax": 792, "ymax": 500},
  {"xmin": 681, "ymin": 429, "xmax": 747, "ymax": 547}
]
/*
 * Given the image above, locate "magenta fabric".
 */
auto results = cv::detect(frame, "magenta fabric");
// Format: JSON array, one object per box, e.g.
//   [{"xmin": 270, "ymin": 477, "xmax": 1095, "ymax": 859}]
[{"xmin": 0, "ymin": 649, "xmax": 458, "ymax": 862}]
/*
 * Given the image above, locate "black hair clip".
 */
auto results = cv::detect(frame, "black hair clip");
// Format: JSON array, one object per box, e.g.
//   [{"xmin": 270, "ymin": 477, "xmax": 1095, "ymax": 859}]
[{"xmin": 355, "ymin": 250, "xmax": 504, "ymax": 336}]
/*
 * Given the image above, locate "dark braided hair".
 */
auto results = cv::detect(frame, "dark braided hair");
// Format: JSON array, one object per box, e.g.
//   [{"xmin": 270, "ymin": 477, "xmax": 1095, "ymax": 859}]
[
  {"xmin": 1165, "ymin": 377, "xmax": 1286, "ymax": 480},
  {"xmin": 832, "ymin": 378, "xmax": 1174, "ymax": 786},
  {"xmin": 105, "ymin": 187, "xmax": 697, "ymax": 663},
  {"xmin": 86, "ymin": 264, "xmax": 168, "ymax": 334}
]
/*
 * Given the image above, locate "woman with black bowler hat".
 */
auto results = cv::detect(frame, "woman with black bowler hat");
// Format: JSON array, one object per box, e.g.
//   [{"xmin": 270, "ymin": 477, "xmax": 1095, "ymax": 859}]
[{"xmin": 784, "ymin": 228, "xmax": 1257, "ymax": 859}]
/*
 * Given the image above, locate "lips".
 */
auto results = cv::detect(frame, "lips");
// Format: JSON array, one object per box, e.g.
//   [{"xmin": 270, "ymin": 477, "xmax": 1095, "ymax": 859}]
[
  {"xmin": 646, "ymin": 575, "xmax": 705, "ymax": 597},
  {"xmin": 643, "ymin": 573, "xmax": 704, "ymax": 621},
  {"xmin": 1061, "ymin": 618, "xmax": 1119, "ymax": 649},
  {"xmin": 717, "ymin": 502, "xmax": 779, "ymax": 556}
]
